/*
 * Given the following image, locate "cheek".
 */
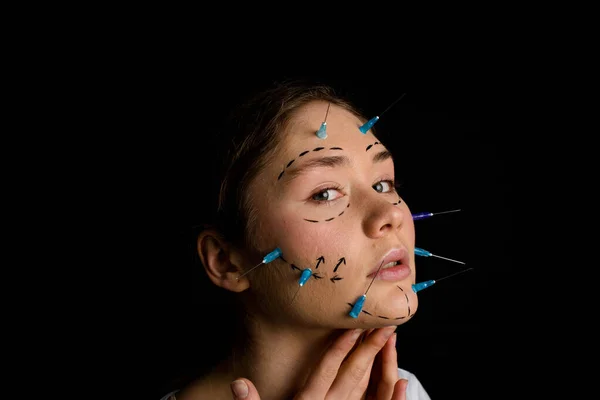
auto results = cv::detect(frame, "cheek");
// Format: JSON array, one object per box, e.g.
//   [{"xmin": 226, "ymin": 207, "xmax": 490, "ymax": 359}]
[
  {"xmin": 277, "ymin": 216, "xmax": 351, "ymax": 259},
  {"xmin": 401, "ymin": 203, "xmax": 416, "ymax": 243}
]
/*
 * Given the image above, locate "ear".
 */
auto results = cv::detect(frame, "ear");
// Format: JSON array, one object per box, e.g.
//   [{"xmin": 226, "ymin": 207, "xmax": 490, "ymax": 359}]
[{"xmin": 197, "ymin": 230, "xmax": 250, "ymax": 293}]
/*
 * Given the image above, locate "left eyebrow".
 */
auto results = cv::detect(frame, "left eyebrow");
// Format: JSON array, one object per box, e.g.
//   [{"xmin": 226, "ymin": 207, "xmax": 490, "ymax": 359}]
[
  {"xmin": 278, "ymin": 149, "xmax": 393, "ymax": 183},
  {"xmin": 283, "ymin": 155, "xmax": 351, "ymax": 182},
  {"xmin": 372, "ymin": 149, "xmax": 393, "ymax": 164}
]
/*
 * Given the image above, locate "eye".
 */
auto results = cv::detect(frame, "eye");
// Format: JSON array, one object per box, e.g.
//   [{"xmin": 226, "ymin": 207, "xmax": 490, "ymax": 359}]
[
  {"xmin": 372, "ymin": 180, "xmax": 395, "ymax": 193},
  {"xmin": 312, "ymin": 187, "xmax": 343, "ymax": 202}
]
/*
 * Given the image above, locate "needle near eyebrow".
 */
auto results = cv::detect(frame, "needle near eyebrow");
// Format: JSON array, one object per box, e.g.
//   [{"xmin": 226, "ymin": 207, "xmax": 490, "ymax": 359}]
[
  {"xmin": 359, "ymin": 93, "xmax": 407, "ymax": 134},
  {"xmin": 379, "ymin": 93, "xmax": 406, "ymax": 117},
  {"xmin": 316, "ymin": 103, "xmax": 331, "ymax": 139}
]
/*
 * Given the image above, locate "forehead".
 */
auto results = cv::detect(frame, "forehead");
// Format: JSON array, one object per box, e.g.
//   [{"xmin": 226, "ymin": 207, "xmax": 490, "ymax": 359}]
[{"xmin": 279, "ymin": 101, "xmax": 379, "ymax": 158}]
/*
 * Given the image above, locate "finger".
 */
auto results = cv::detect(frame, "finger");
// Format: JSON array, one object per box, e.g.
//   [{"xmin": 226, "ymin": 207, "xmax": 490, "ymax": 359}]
[
  {"xmin": 391, "ymin": 378, "xmax": 408, "ymax": 400},
  {"xmin": 328, "ymin": 326, "xmax": 397, "ymax": 398},
  {"xmin": 298, "ymin": 328, "xmax": 364, "ymax": 399},
  {"xmin": 230, "ymin": 378, "xmax": 260, "ymax": 400},
  {"xmin": 345, "ymin": 329, "xmax": 369, "ymax": 362},
  {"xmin": 364, "ymin": 343, "xmax": 383, "ymax": 399},
  {"xmin": 349, "ymin": 352, "xmax": 375, "ymax": 400},
  {"xmin": 375, "ymin": 332, "xmax": 399, "ymax": 399}
]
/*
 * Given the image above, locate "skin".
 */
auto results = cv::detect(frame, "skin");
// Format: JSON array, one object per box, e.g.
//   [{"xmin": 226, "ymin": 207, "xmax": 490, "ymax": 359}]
[{"xmin": 186, "ymin": 101, "xmax": 418, "ymax": 399}]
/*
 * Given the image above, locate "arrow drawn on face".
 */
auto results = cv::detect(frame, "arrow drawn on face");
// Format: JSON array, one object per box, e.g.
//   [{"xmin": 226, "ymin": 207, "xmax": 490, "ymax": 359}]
[
  {"xmin": 333, "ymin": 257, "xmax": 346, "ymax": 272},
  {"xmin": 315, "ymin": 256, "xmax": 325, "ymax": 269}
]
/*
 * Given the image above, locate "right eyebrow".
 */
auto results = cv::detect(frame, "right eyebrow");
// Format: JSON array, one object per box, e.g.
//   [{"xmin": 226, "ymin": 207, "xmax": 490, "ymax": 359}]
[{"xmin": 281, "ymin": 155, "xmax": 350, "ymax": 183}]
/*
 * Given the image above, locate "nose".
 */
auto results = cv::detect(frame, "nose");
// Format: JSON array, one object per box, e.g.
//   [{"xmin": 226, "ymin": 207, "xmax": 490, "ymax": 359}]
[{"xmin": 361, "ymin": 193, "xmax": 405, "ymax": 239}]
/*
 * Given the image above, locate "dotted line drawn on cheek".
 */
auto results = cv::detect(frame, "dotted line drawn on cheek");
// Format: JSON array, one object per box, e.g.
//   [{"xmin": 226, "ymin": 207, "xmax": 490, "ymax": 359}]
[
  {"xmin": 346, "ymin": 285, "xmax": 414, "ymax": 320},
  {"xmin": 303, "ymin": 203, "xmax": 350, "ymax": 223},
  {"xmin": 277, "ymin": 146, "xmax": 344, "ymax": 181}
]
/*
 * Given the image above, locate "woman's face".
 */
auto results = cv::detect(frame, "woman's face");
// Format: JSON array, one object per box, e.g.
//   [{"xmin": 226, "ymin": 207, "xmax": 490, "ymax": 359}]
[{"xmin": 244, "ymin": 101, "xmax": 417, "ymax": 329}]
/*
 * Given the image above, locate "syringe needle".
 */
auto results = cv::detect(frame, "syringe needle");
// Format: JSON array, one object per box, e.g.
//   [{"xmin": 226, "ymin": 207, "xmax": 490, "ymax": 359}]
[
  {"xmin": 237, "ymin": 247, "xmax": 282, "ymax": 280},
  {"xmin": 412, "ymin": 267, "xmax": 474, "ymax": 293},
  {"xmin": 433, "ymin": 209, "xmax": 461, "ymax": 216},
  {"xmin": 412, "ymin": 209, "xmax": 461, "ymax": 220},
  {"xmin": 430, "ymin": 254, "xmax": 466, "ymax": 265},
  {"xmin": 237, "ymin": 261, "xmax": 265, "ymax": 279},
  {"xmin": 359, "ymin": 93, "xmax": 407, "ymax": 134},
  {"xmin": 434, "ymin": 267, "xmax": 474, "ymax": 283},
  {"xmin": 414, "ymin": 247, "xmax": 465, "ymax": 265},
  {"xmin": 379, "ymin": 93, "xmax": 406, "ymax": 117},
  {"xmin": 349, "ymin": 260, "xmax": 384, "ymax": 318}
]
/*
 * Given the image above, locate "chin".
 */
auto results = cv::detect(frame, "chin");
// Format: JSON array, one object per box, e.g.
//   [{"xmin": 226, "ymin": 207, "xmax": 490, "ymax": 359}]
[{"xmin": 349, "ymin": 287, "xmax": 419, "ymax": 326}]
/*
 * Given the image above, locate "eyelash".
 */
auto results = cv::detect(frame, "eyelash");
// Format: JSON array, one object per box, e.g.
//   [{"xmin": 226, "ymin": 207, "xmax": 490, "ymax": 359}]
[{"xmin": 310, "ymin": 179, "xmax": 398, "ymax": 205}]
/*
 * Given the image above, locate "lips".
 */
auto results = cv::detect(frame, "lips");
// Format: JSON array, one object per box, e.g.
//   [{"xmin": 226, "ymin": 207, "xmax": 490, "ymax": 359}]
[{"xmin": 366, "ymin": 248, "xmax": 411, "ymax": 281}]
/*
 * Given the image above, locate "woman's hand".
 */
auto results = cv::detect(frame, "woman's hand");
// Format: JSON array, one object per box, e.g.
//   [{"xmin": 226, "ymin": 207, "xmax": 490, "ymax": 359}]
[
  {"xmin": 229, "ymin": 326, "xmax": 408, "ymax": 400},
  {"xmin": 364, "ymin": 329, "xmax": 405, "ymax": 399}
]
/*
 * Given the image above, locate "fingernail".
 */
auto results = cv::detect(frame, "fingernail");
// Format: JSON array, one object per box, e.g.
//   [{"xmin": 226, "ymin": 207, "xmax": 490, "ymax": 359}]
[
  {"xmin": 230, "ymin": 380, "xmax": 248, "ymax": 398},
  {"xmin": 392, "ymin": 332, "xmax": 397, "ymax": 346}
]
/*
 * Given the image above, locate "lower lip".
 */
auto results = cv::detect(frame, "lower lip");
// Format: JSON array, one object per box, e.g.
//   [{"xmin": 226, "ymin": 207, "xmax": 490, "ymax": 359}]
[{"xmin": 367, "ymin": 264, "xmax": 411, "ymax": 281}]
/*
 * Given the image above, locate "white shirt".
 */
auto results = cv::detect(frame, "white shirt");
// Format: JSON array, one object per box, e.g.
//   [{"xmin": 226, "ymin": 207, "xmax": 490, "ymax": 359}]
[
  {"xmin": 397, "ymin": 367, "xmax": 432, "ymax": 400},
  {"xmin": 159, "ymin": 367, "xmax": 432, "ymax": 399}
]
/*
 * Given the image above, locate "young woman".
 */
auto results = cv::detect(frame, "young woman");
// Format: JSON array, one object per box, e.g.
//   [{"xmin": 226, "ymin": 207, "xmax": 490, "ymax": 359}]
[{"xmin": 161, "ymin": 80, "xmax": 431, "ymax": 399}]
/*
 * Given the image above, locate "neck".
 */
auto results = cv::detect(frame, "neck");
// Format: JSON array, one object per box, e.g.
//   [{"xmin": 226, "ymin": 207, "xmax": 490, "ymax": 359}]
[{"xmin": 192, "ymin": 317, "xmax": 349, "ymax": 400}]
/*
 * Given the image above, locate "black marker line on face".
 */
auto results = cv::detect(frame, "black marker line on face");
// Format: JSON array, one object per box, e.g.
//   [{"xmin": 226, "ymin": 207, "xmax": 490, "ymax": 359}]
[
  {"xmin": 349, "ymin": 303, "xmax": 374, "ymax": 316},
  {"xmin": 303, "ymin": 203, "xmax": 350, "ymax": 223},
  {"xmin": 346, "ymin": 284, "xmax": 414, "ymax": 320},
  {"xmin": 283, "ymin": 255, "xmax": 348, "ymax": 284},
  {"xmin": 397, "ymin": 286, "xmax": 412, "ymax": 319},
  {"xmin": 277, "ymin": 147, "xmax": 344, "ymax": 181},
  {"xmin": 333, "ymin": 257, "xmax": 346, "ymax": 272},
  {"xmin": 365, "ymin": 142, "xmax": 380, "ymax": 152},
  {"xmin": 315, "ymin": 256, "xmax": 324, "ymax": 269}
]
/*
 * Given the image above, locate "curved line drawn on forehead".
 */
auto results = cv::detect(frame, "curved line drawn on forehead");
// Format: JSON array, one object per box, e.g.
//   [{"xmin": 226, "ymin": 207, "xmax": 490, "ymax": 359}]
[
  {"xmin": 366, "ymin": 141, "xmax": 394, "ymax": 165},
  {"xmin": 366, "ymin": 141, "xmax": 381, "ymax": 151},
  {"xmin": 278, "ymin": 143, "xmax": 394, "ymax": 183},
  {"xmin": 277, "ymin": 146, "xmax": 344, "ymax": 181}
]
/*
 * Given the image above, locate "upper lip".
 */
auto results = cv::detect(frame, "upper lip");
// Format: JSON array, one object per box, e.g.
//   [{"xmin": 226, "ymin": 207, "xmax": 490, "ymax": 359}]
[{"xmin": 367, "ymin": 248, "xmax": 409, "ymax": 276}]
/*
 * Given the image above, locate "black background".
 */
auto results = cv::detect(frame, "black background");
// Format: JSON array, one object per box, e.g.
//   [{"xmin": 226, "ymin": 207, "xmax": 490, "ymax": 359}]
[{"xmin": 109, "ymin": 72, "xmax": 511, "ymax": 399}]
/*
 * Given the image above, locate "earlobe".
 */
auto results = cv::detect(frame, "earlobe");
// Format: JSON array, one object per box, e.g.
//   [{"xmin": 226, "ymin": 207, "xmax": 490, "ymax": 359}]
[{"xmin": 197, "ymin": 231, "xmax": 250, "ymax": 293}]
